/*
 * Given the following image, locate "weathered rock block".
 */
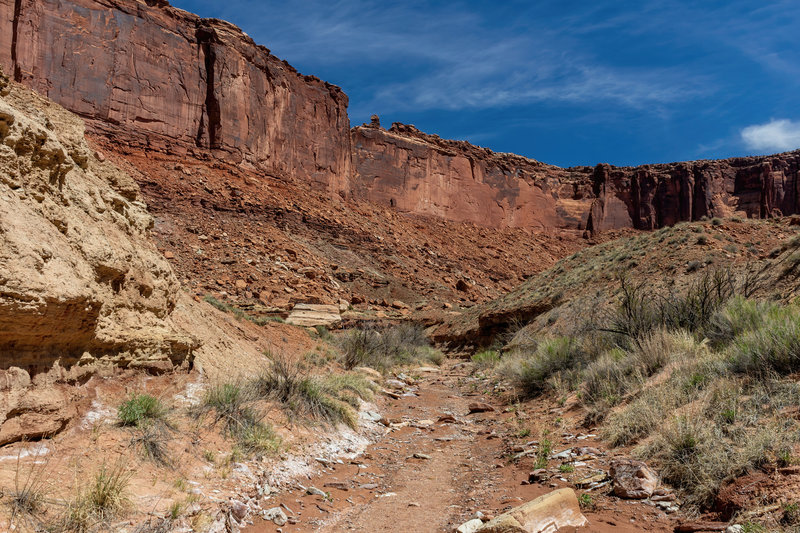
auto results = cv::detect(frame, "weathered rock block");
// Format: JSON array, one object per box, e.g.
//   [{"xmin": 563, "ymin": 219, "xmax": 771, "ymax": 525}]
[
  {"xmin": 477, "ymin": 488, "xmax": 588, "ymax": 533},
  {"xmin": 609, "ymin": 458, "xmax": 660, "ymax": 499}
]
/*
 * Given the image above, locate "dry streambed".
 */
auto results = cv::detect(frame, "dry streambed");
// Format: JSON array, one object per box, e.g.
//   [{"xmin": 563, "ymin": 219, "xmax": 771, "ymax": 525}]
[{"xmin": 241, "ymin": 363, "xmax": 680, "ymax": 533}]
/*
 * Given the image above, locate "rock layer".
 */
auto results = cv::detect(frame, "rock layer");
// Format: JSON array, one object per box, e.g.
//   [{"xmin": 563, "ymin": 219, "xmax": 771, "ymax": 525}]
[
  {"xmin": 0, "ymin": 74, "xmax": 195, "ymax": 373},
  {"xmin": 351, "ymin": 122, "xmax": 593, "ymax": 230},
  {"xmin": 353, "ymin": 122, "xmax": 800, "ymax": 232},
  {"xmin": 0, "ymin": 0, "xmax": 352, "ymax": 193},
  {"xmin": 1, "ymin": 0, "xmax": 799, "ymax": 231}
]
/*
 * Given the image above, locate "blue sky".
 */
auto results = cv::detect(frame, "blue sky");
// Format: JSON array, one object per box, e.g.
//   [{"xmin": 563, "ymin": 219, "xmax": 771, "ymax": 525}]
[{"xmin": 172, "ymin": 0, "xmax": 800, "ymax": 168}]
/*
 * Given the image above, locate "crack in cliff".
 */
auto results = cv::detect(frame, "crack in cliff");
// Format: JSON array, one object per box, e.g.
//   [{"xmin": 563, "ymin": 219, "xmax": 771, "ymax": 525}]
[
  {"xmin": 11, "ymin": 0, "xmax": 22, "ymax": 82},
  {"xmin": 196, "ymin": 25, "xmax": 221, "ymax": 149}
]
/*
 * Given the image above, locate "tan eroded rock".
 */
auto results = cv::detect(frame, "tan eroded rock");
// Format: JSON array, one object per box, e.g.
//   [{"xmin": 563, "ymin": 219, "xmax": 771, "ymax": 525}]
[
  {"xmin": 285, "ymin": 303, "xmax": 341, "ymax": 327},
  {"xmin": 0, "ymin": 79, "xmax": 196, "ymax": 442},
  {"xmin": 476, "ymin": 488, "xmax": 588, "ymax": 532}
]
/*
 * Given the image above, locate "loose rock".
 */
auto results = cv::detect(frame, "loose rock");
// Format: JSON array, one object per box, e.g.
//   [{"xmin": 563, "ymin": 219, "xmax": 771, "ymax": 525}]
[{"xmin": 610, "ymin": 458, "xmax": 659, "ymax": 499}]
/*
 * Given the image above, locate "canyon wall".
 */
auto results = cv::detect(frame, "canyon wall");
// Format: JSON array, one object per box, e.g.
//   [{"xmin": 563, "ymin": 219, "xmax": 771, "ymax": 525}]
[
  {"xmin": 1, "ymin": 0, "xmax": 799, "ymax": 232},
  {"xmin": 586, "ymin": 154, "xmax": 800, "ymax": 231},
  {"xmin": 353, "ymin": 121, "xmax": 800, "ymax": 232},
  {"xmin": 0, "ymin": 0, "xmax": 352, "ymax": 192},
  {"xmin": 351, "ymin": 122, "xmax": 594, "ymax": 230}
]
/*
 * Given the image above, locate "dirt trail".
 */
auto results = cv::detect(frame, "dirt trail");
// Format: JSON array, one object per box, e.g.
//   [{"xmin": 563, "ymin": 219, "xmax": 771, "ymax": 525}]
[{"xmin": 245, "ymin": 363, "xmax": 676, "ymax": 533}]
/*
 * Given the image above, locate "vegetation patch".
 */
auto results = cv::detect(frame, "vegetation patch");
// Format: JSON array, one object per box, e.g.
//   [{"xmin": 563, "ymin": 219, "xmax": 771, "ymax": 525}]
[{"xmin": 338, "ymin": 323, "xmax": 442, "ymax": 372}]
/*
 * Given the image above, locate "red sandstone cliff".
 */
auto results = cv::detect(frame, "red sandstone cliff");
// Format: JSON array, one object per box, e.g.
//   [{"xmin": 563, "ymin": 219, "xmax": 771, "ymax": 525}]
[
  {"xmin": 0, "ymin": 0, "xmax": 352, "ymax": 192},
  {"xmin": 586, "ymin": 153, "xmax": 800, "ymax": 231},
  {"xmin": 2, "ymin": 0, "xmax": 799, "ymax": 234},
  {"xmin": 352, "ymin": 121, "xmax": 800, "ymax": 232},
  {"xmin": 351, "ymin": 122, "xmax": 594, "ymax": 230}
]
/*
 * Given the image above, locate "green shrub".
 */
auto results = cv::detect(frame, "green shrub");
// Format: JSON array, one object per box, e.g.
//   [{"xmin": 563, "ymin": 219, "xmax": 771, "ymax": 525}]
[
  {"xmin": 201, "ymin": 382, "xmax": 281, "ymax": 454},
  {"xmin": 705, "ymin": 296, "xmax": 777, "ymax": 347},
  {"xmin": 471, "ymin": 349, "xmax": 500, "ymax": 369},
  {"xmin": 255, "ymin": 353, "xmax": 372, "ymax": 428},
  {"xmin": 117, "ymin": 394, "xmax": 166, "ymax": 427},
  {"xmin": 498, "ymin": 337, "xmax": 589, "ymax": 398},
  {"xmin": 63, "ymin": 462, "xmax": 131, "ymax": 531},
  {"xmin": 727, "ymin": 306, "xmax": 800, "ymax": 376},
  {"xmin": 338, "ymin": 323, "xmax": 435, "ymax": 371}
]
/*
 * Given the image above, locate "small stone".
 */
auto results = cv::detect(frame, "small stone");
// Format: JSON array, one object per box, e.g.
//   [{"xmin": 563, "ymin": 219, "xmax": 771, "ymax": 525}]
[
  {"xmin": 230, "ymin": 500, "xmax": 248, "ymax": 521},
  {"xmin": 412, "ymin": 453, "xmax": 431, "ymax": 460},
  {"xmin": 260, "ymin": 507, "xmax": 287, "ymax": 526},
  {"xmin": 528, "ymin": 469, "xmax": 549, "ymax": 483},
  {"xmin": 306, "ymin": 486, "xmax": 327, "ymax": 497},
  {"xmin": 456, "ymin": 518, "xmax": 484, "ymax": 533},
  {"xmin": 467, "ymin": 402, "xmax": 495, "ymax": 414}
]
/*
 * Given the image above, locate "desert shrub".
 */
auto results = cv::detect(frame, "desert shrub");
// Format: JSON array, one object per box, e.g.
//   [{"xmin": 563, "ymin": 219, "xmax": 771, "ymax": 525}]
[
  {"xmin": 582, "ymin": 330, "xmax": 699, "ymax": 412},
  {"xmin": 606, "ymin": 270, "xmax": 736, "ymax": 346},
  {"xmin": 338, "ymin": 323, "xmax": 436, "ymax": 371},
  {"xmin": 254, "ymin": 353, "xmax": 372, "ymax": 428},
  {"xmin": 472, "ymin": 349, "xmax": 501, "ymax": 369},
  {"xmin": 727, "ymin": 306, "xmax": 800, "ymax": 376},
  {"xmin": 339, "ymin": 327, "xmax": 383, "ymax": 370},
  {"xmin": 639, "ymin": 415, "xmax": 779, "ymax": 509},
  {"xmin": 130, "ymin": 423, "xmax": 172, "ymax": 467},
  {"xmin": 201, "ymin": 382, "xmax": 281, "ymax": 454},
  {"xmin": 711, "ymin": 217, "xmax": 723, "ymax": 226},
  {"xmin": 602, "ymin": 370, "xmax": 694, "ymax": 447},
  {"xmin": 7, "ymin": 447, "xmax": 50, "ymax": 528},
  {"xmin": 118, "ymin": 394, "xmax": 167, "ymax": 427},
  {"xmin": 63, "ymin": 462, "xmax": 131, "ymax": 531},
  {"xmin": 498, "ymin": 337, "xmax": 589, "ymax": 398},
  {"xmin": 705, "ymin": 296, "xmax": 777, "ymax": 347}
]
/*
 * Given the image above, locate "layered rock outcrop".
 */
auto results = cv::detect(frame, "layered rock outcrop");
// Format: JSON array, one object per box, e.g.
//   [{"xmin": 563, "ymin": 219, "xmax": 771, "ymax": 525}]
[
  {"xmin": 0, "ymin": 72, "xmax": 195, "ymax": 373},
  {"xmin": 353, "ymin": 121, "xmax": 800, "ymax": 232},
  {"xmin": 0, "ymin": 0, "xmax": 352, "ymax": 192},
  {"xmin": 352, "ymin": 122, "xmax": 594, "ymax": 230},
  {"xmin": 586, "ymin": 153, "xmax": 800, "ymax": 231},
  {"xmin": 2, "ymin": 0, "xmax": 799, "ymax": 233}
]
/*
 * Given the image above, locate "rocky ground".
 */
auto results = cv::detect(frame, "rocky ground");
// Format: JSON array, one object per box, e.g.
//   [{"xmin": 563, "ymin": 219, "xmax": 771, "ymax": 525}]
[{"xmin": 241, "ymin": 361, "xmax": 679, "ymax": 533}]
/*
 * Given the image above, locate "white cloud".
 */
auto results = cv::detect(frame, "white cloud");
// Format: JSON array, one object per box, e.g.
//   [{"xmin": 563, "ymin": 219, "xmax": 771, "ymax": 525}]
[{"xmin": 741, "ymin": 119, "xmax": 800, "ymax": 152}]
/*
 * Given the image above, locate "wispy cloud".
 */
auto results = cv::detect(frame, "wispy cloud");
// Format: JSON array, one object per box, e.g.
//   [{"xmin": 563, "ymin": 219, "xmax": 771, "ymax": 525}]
[
  {"xmin": 197, "ymin": 0, "xmax": 711, "ymax": 115},
  {"xmin": 741, "ymin": 119, "xmax": 800, "ymax": 152}
]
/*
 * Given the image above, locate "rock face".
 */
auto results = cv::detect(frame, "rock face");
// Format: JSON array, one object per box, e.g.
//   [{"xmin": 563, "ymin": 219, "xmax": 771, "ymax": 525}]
[
  {"xmin": 351, "ymin": 122, "xmax": 593, "ymax": 230},
  {"xmin": 0, "ymin": 73, "xmax": 195, "ymax": 373},
  {"xmin": 0, "ymin": 0, "xmax": 352, "ymax": 193},
  {"xmin": 353, "ymin": 122, "xmax": 800, "ymax": 232},
  {"xmin": 2, "ymin": 0, "xmax": 800, "ymax": 232},
  {"xmin": 285, "ymin": 303, "xmax": 341, "ymax": 327},
  {"xmin": 586, "ymin": 154, "xmax": 800, "ymax": 231}
]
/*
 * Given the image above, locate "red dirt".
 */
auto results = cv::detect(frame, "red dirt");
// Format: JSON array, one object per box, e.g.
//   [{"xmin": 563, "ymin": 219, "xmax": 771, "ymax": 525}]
[{"xmin": 244, "ymin": 362, "xmax": 676, "ymax": 532}]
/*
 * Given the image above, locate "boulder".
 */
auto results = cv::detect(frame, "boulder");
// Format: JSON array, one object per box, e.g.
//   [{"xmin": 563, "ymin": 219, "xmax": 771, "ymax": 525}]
[
  {"xmin": 285, "ymin": 303, "xmax": 341, "ymax": 327},
  {"xmin": 609, "ymin": 458, "xmax": 659, "ymax": 499},
  {"xmin": 260, "ymin": 507, "xmax": 287, "ymax": 526},
  {"xmin": 476, "ymin": 488, "xmax": 588, "ymax": 532}
]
